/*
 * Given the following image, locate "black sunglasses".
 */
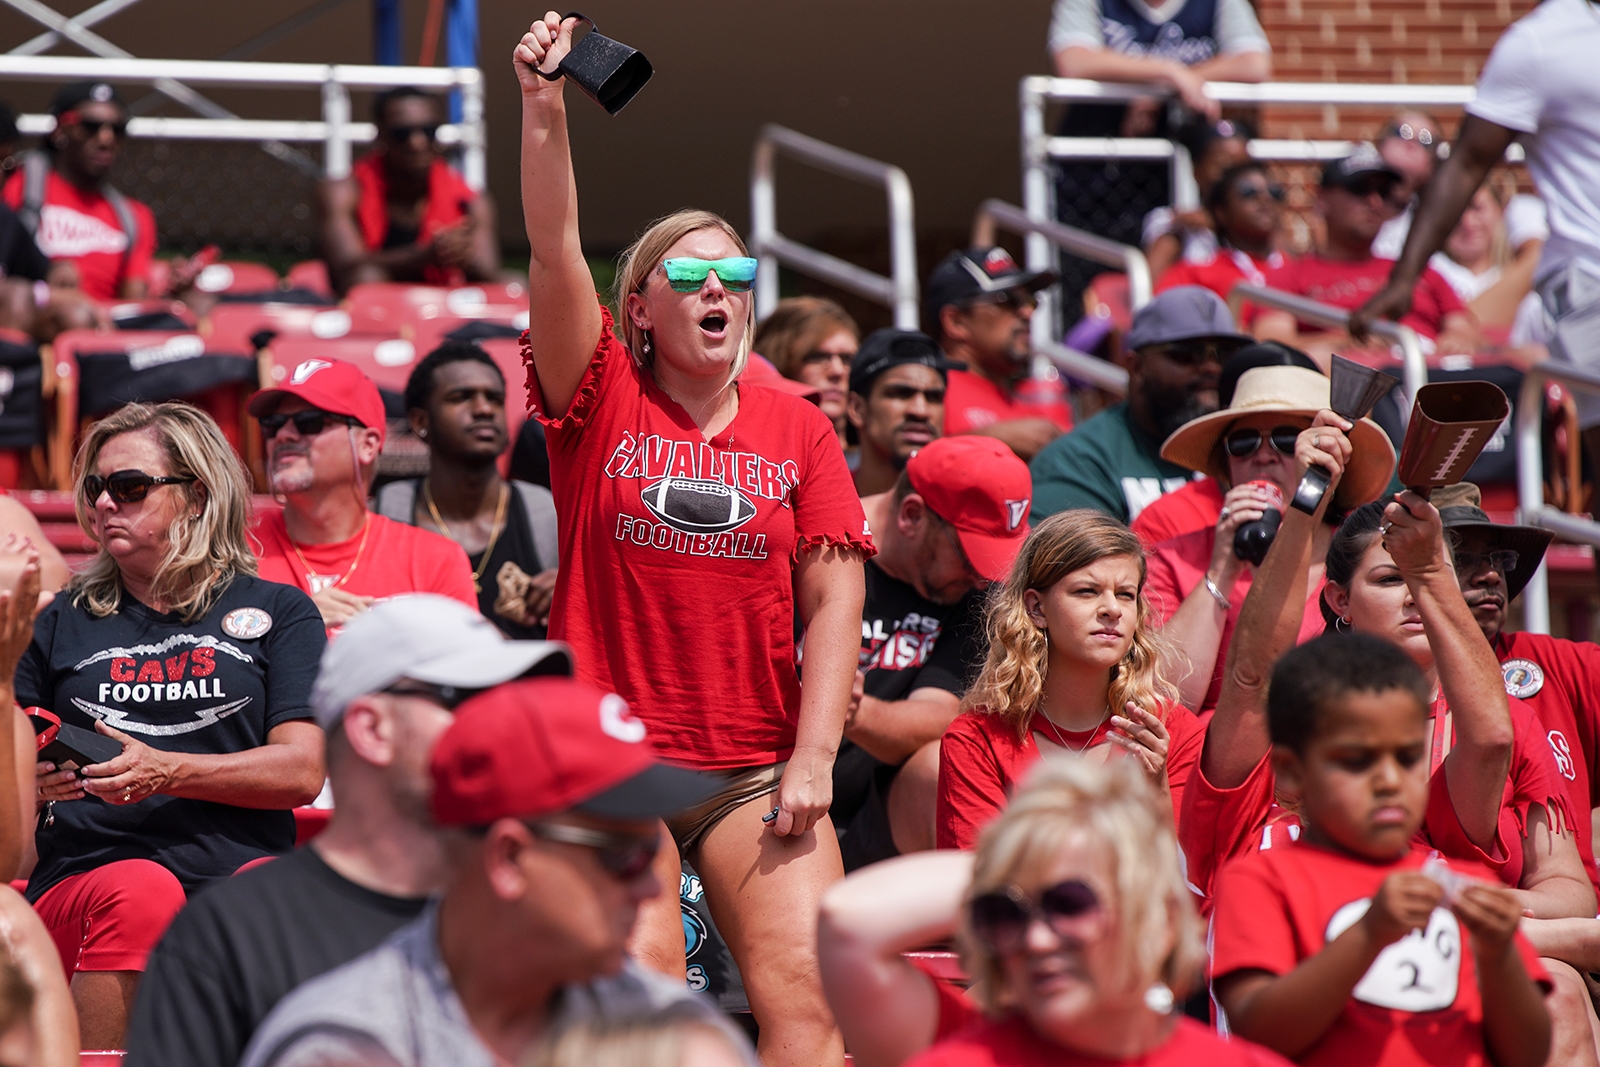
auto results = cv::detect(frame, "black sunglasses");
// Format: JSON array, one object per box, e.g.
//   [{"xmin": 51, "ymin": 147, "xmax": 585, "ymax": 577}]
[
  {"xmin": 1225, "ymin": 425, "xmax": 1303, "ymax": 459},
  {"xmin": 529, "ymin": 821, "xmax": 661, "ymax": 881},
  {"xmin": 73, "ymin": 118, "xmax": 128, "ymax": 139},
  {"xmin": 963, "ymin": 289, "xmax": 1037, "ymax": 315},
  {"xmin": 258, "ymin": 410, "xmax": 358, "ymax": 440},
  {"xmin": 385, "ymin": 124, "xmax": 440, "ymax": 143},
  {"xmin": 382, "ymin": 681, "xmax": 480, "ymax": 712},
  {"xmin": 83, "ymin": 469, "xmax": 195, "ymax": 505},
  {"xmin": 969, "ymin": 879, "xmax": 1103, "ymax": 955},
  {"xmin": 1452, "ymin": 548, "xmax": 1519, "ymax": 577},
  {"xmin": 1236, "ymin": 183, "xmax": 1286, "ymax": 203},
  {"xmin": 1145, "ymin": 341, "xmax": 1230, "ymax": 367}
]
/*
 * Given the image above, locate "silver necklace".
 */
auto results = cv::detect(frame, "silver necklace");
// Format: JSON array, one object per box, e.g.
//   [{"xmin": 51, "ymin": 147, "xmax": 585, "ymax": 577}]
[{"xmin": 1037, "ymin": 709, "xmax": 1106, "ymax": 754}]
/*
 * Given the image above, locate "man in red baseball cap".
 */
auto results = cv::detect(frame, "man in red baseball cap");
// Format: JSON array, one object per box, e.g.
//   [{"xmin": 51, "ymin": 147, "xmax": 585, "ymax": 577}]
[
  {"xmin": 834, "ymin": 435, "xmax": 1030, "ymax": 872},
  {"xmin": 249, "ymin": 358, "xmax": 476, "ymax": 631},
  {"xmin": 239, "ymin": 677, "xmax": 748, "ymax": 1067}
]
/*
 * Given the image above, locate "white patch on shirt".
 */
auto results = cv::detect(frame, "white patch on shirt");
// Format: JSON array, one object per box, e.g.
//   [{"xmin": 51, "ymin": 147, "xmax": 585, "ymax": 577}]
[
  {"xmin": 1325, "ymin": 899, "xmax": 1462, "ymax": 1012},
  {"xmin": 35, "ymin": 203, "xmax": 128, "ymax": 258}
]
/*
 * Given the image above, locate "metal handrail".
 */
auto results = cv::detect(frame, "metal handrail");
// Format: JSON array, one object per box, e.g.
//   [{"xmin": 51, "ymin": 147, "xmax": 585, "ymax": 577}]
[
  {"xmin": 0, "ymin": 54, "xmax": 486, "ymax": 188},
  {"xmin": 1229, "ymin": 283, "xmax": 1427, "ymax": 405},
  {"xmin": 750, "ymin": 124, "xmax": 918, "ymax": 330},
  {"xmin": 971, "ymin": 198, "xmax": 1149, "ymax": 394},
  {"xmin": 1516, "ymin": 363, "xmax": 1600, "ymax": 634}
]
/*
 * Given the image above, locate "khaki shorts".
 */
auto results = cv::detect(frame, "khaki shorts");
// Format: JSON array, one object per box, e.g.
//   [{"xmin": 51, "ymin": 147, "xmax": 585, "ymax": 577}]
[{"xmin": 664, "ymin": 761, "xmax": 785, "ymax": 855}]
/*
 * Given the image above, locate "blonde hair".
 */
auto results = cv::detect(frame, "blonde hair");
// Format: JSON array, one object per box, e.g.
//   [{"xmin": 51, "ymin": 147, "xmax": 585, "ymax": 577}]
[
  {"xmin": 751, "ymin": 297, "xmax": 859, "ymax": 380},
  {"xmin": 615, "ymin": 209, "xmax": 755, "ymax": 377},
  {"xmin": 526, "ymin": 1004, "xmax": 750, "ymax": 1067},
  {"xmin": 70, "ymin": 402, "xmax": 257, "ymax": 622},
  {"xmin": 958, "ymin": 757, "xmax": 1206, "ymax": 1016},
  {"xmin": 963, "ymin": 510, "xmax": 1175, "ymax": 738}
]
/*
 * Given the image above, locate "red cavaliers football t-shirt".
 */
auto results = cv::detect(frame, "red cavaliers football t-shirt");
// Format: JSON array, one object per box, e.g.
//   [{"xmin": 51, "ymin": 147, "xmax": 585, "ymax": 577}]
[
  {"xmin": 3, "ymin": 168, "xmax": 155, "ymax": 302},
  {"xmin": 906, "ymin": 1015, "xmax": 1292, "ymax": 1067},
  {"xmin": 1494, "ymin": 631, "xmax": 1600, "ymax": 893},
  {"xmin": 1212, "ymin": 843, "xmax": 1551, "ymax": 1067},
  {"xmin": 936, "ymin": 702, "xmax": 1203, "ymax": 850},
  {"xmin": 530, "ymin": 306, "xmax": 873, "ymax": 769},
  {"xmin": 252, "ymin": 511, "xmax": 477, "ymax": 629}
]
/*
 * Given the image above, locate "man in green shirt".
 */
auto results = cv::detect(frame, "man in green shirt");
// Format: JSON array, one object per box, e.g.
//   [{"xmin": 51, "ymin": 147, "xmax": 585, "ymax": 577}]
[{"xmin": 1030, "ymin": 286, "xmax": 1251, "ymax": 524}]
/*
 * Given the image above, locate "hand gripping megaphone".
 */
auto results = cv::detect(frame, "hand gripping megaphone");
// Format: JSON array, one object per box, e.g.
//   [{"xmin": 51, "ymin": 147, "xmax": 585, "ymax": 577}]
[
  {"xmin": 1289, "ymin": 355, "xmax": 1401, "ymax": 514},
  {"xmin": 1395, "ymin": 380, "xmax": 1510, "ymax": 499}
]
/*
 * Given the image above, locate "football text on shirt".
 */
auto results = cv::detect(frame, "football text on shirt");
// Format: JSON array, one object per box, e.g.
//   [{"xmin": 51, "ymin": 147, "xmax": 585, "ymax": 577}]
[{"xmin": 861, "ymin": 613, "xmax": 944, "ymax": 672}]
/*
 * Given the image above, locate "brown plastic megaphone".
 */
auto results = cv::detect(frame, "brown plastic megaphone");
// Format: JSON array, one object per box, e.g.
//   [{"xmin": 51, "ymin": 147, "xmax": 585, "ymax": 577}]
[{"xmin": 1395, "ymin": 380, "xmax": 1510, "ymax": 498}]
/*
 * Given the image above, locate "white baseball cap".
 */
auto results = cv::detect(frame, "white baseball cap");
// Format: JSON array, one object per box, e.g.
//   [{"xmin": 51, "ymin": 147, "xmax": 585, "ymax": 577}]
[{"xmin": 311, "ymin": 595, "xmax": 572, "ymax": 730}]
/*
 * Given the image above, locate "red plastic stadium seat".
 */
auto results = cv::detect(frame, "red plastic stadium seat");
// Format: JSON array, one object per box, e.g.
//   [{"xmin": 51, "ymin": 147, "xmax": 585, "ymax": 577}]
[
  {"xmin": 203, "ymin": 302, "xmax": 355, "ymax": 355},
  {"xmin": 294, "ymin": 806, "xmax": 332, "ymax": 845},
  {"xmin": 17, "ymin": 490, "xmax": 94, "ymax": 568},
  {"xmin": 258, "ymin": 333, "xmax": 417, "ymax": 396},
  {"xmin": 285, "ymin": 260, "xmax": 334, "ymax": 298},
  {"xmin": 345, "ymin": 281, "xmax": 527, "ymax": 336},
  {"xmin": 191, "ymin": 260, "xmax": 282, "ymax": 297}
]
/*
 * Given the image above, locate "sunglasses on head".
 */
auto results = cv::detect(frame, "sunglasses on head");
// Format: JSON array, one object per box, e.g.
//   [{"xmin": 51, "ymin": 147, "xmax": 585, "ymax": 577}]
[
  {"xmin": 381, "ymin": 681, "xmax": 480, "ymax": 712},
  {"xmin": 385, "ymin": 123, "xmax": 440, "ymax": 143},
  {"xmin": 662, "ymin": 257, "xmax": 758, "ymax": 294},
  {"xmin": 1383, "ymin": 122, "xmax": 1437, "ymax": 149},
  {"xmin": 1225, "ymin": 425, "xmax": 1303, "ymax": 459},
  {"xmin": 528, "ymin": 821, "xmax": 661, "ymax": 881},
  {"xmin": 1452, "ymin": 548, "xmax": 1519, "ymax": 577},
  {"xmin": 83, "ymin": 469, "xmax": 195, "ymax": 505},
  {"xmin": 1236, "ymin": 183, "xmax": 1286, "ymax": 203},
  {"xmin": 258, "ymin": 410, "xmax": 358, "ymax": 440},
  {"xmin": 968, "ymin": 879, "xmax": 1104, "ymax": 955}
]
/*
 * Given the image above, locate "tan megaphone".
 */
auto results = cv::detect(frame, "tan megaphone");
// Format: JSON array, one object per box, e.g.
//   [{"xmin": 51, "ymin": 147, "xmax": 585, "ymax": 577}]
[{"xmin": 1395, "ymin": 380, "xmax": 1510, "ymax": 498}]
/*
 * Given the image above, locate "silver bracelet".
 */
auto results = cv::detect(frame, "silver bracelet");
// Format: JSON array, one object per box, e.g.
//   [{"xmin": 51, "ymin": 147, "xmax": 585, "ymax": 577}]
[{"xmin": 1203, "ymin": 575, "xmax": 1231, "ymax": 611}]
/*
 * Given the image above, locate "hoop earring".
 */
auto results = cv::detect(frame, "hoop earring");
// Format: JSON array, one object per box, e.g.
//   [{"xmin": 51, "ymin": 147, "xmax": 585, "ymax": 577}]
[{"xmin": 1336, "ymin": 616, "xmax": 1352, "ymax": 633}]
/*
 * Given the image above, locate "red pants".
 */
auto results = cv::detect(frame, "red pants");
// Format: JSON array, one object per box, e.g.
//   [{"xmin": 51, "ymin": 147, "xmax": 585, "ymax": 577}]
[{"xmin": 32, "ymin": 860, "xmax": 187, "ymax": 979}]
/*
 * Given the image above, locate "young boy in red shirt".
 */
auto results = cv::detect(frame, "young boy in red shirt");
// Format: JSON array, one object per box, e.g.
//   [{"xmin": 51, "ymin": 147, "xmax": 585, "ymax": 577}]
[{"xmin": 1211, "ymin": 632, "xmax": 1552, "ymax": 1067}]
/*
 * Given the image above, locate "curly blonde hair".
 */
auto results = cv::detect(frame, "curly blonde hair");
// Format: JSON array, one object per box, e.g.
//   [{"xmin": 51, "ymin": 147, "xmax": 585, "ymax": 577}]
[
  {"xmin": 70, "ymin": 402, "xmax": 257, "ymax": 622},
  {"xmin": 963, "ymin": 510, "xmax": 1174, "ymax": 739},
  {"xmin": 958, "ymin": 757, "xmax": 1206, "ymax": 1016},
  {"xmin": 615, "ymin": 209, "xmax": 754, "ymax": 378}
]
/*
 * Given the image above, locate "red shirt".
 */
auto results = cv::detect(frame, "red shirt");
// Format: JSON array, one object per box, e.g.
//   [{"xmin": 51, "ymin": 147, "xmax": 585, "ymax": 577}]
[
  {"xmin": 530, "ymin": 307, "xmax": 873, "ymax": 769},
  {"xmin": 1211, "ymin": 843, "xmax": 1551, "ymax": 1067},
  {"xmin": 1157, "ymin": 248, "xmax": 1283, "ymax": 302},
  {"xmin": 936, "ymin": 702, "xmax": 1203, "ymax": 850},
  {"xmin": 1494, "ymin": 630, "xmax": 1600, "ymax": 893},
  {"xmin": 1130, "ymin": 477, "xmax": 1225, "ymax": 548},
  {"xmin": 1179, "ymin": 697, "xmax": 1573, "ymax": 908},
  {"xmin": 252, "ymin": 511, "xmax": 476, "ymax": 629},
  {"xmin": 3, "ymin": 167, "xmax": 156, "ymax": 302},
  {"xmin": 943, "ymin": 369, "xmax": 1073, "ymax": 437},
  {"xmin": 906, "ymin": 1015, "xmax": 1292, "ymax": 1067},
  {"xmin": 1255, "ymin": 254, "xmax": 1464, "ymax": 340},
  {"xmin": 351, "ymin": 153, "xmax": 477, "ymax": 287},
  {"xmin": 1144, "ymin": 527, "xmax": 1327, "ymax": 712}
]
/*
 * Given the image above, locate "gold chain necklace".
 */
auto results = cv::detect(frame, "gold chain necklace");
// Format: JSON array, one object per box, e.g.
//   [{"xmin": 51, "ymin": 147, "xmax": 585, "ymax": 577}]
[
  {"xmin": 424, "ymin": 478, "xmax": 507, "ymax": 593},
  {"xmin": 288, "ymin": 515, "xmax": 370, "ymax": 592}
]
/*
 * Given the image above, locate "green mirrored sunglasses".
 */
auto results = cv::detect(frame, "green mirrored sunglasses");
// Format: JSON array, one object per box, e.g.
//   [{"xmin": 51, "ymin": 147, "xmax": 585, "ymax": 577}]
[{"xmin": 662, "ymin": 257, "xmax": 758, "ymax": 293}]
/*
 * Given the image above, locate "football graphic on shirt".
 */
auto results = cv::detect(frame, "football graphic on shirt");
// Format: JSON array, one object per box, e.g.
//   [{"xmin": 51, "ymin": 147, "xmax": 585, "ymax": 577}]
[{"xmin": 641, "ymin": 478, "xmax": 758, "ymax": 534}]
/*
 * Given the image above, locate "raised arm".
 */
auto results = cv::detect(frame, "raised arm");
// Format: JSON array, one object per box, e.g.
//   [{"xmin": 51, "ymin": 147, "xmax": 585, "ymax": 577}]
[
  {"xmin": 1349, "ymin": 116, "xmax": 1518, "ymax": 342},
  {"xmin": 1204, "ymin": 412, "xmax": 1350, "ymax": 788},
  {"xmin": 514, "ymin": 12, "xmax": 604, "ymax": 419},
  {"xmin": 817, "ymin": 850, "xmax": 974, "ymax": 1067},
  {"xmin": 1381, "ymin": 491, "xmax": 1512, "ymax": 852}
]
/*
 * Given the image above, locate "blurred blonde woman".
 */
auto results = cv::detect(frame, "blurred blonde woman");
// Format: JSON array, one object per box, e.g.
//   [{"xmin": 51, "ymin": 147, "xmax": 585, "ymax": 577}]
[
  {"xmin": 752, "ymin": 297, "xmax": 860, "ymax": 446},
  {"xmin": 19, "ymin": 402, "xmax": 326, "ymax": 1048},
  {"xmin": 908, "ymin": 758, "xmax": 1288, "ymax": 1066},
  {"xmin": 515, "ymin": 16, "xmax": 870, "ymax": 1067},
  {"xmin": 937, "ymin": 511, "xmax": 1202, "ymax": 849},
  {"xmin": 528, "ymin": 1003, "xmax": 754, "ymax": 1067}
]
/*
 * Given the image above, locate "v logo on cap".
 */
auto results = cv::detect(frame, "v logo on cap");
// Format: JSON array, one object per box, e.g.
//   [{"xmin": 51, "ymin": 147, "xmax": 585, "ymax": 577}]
[
  {"xmin": 291, "ymin": 359, "xmax": 332, "ymax": 384},
  {"xmin": 599, "ymin": 694, "xmax": 646, "ymax": 744},
  {"xmin": 1006, "ymin": 499, "xmax": 1029, "ymax": 532}
]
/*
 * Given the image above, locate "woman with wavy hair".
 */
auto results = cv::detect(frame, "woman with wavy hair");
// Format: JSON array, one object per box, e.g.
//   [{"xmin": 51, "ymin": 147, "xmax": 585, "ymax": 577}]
[
  {"xmin": 752, "ymin": 296, "xmax": 859, "ymax": 447},
  {"xmin": 937, "ymin": 511, "xmax": 1202, "ymax": 850},
  {"xmin": 515, "ymin": 16, "xmax": 869, "ymax": 1067},
  {"xmin": 19, "ymin": 402, "xmax": 326, "ymax": 1049}
]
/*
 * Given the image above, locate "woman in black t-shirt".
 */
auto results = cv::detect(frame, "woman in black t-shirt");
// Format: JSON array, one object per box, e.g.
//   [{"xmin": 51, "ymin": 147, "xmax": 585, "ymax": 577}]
[{"xmin": 18, "ymin": 401, "xmax": 325, "ymax": 1049}]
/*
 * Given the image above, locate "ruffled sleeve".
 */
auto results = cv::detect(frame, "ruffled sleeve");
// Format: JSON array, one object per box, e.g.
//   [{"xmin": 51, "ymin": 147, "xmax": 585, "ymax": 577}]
[
  {"xmin": 523, "ymin": 299, "xmax": 630, "ymax": 434},
  {"xmin": 788, "ymin": 398, "xmax": 875, "ymax": 562}
]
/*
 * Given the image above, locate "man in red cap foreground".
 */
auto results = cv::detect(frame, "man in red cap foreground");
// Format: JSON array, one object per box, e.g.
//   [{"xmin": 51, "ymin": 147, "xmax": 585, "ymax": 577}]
[
  {"xmin": 249, "ymin": 358, "xmax": 476, "ymax": 631},
  {"xmin": 239, "ymin": 676, "xmax": 751, "ymax": 1067},
  {"xmin": 834, "ymin": 435, "xmax": 1031, "ymax": 871}
]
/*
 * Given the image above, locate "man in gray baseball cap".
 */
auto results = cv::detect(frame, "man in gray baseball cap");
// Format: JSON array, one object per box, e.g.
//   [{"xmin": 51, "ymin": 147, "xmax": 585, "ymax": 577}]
[
  {"xmin": 1029, "ymin": 285, "xmax": 1251, "ymax": 524},
  {"xmin": 127, "ymin": 595, "xmax": 569, "ymax": 1067}
]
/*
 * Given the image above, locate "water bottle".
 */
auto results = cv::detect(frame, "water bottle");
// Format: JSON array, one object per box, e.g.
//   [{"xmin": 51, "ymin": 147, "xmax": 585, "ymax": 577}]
[{"xmin": 1233, "ymin": 480, "xmax": 1284, "ymax": 566}]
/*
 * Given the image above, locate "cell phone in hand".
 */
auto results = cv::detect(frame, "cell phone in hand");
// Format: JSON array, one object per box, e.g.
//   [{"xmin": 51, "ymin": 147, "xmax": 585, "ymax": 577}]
[{"xmin": 29, "ymin": 709, "xmax": 121, "ymax": 773}]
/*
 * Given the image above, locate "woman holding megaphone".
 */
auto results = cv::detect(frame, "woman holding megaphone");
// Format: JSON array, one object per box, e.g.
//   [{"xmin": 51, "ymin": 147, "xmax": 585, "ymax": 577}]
[{"xmin": 514, "ymin": 15, "xmax": 869, "ymax": 1067}]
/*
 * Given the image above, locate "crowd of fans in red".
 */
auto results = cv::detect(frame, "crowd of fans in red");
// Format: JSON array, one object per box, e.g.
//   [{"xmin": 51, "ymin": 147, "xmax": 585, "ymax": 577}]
[{"xmin": 0, "ymin": 4, "xmax": 1590, "ymax": 1067}]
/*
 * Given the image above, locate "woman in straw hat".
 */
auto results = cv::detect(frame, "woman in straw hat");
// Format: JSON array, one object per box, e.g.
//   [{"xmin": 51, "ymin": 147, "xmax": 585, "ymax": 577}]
[{"xmin": 1144, "ymin": 363, "xmax": 1395, "ymax": 710}]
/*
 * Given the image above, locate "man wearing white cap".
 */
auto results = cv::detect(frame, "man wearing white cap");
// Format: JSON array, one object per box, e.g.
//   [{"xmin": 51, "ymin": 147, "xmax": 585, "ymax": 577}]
[{"xmin": 125, "ymin": 596, "xmax": 570, "ymax": 1067}]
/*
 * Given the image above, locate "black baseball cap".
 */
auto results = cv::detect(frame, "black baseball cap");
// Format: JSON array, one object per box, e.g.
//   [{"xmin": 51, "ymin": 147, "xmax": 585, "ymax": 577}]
[
  {"xmin": 51, "ymin": 81, "xmax": 125, "ymax": 118},
  {"xmin": 848, "ymin": 328, "xmax": 963, "ymax": 396},
  {"xmin": 926, "ymin": 247, "xmax": 1057, "ymax": 318},
  {"xmin": 1321, "ymin": 142, "xmax": 1401, "ymax": 190},
  {"xmin": 1218, "ymin": 341, "xmax": 1321, "ymax": 408}
]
